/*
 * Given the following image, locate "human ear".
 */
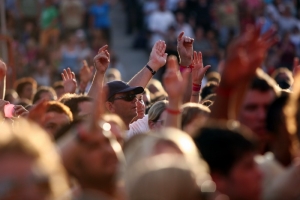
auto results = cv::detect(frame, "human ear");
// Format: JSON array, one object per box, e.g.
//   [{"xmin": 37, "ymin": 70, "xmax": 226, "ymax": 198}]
[
  {"xmin": 105, "ymin": 101, "xmax": 115, "ymax": 113},
  {"xmin": 148, "ymin": 120, "xmax": 156, "ymax": 129}
]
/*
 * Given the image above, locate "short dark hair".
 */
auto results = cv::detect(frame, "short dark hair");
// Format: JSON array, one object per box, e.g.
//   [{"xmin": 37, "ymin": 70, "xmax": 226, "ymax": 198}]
[
  {"xmin": 14, "ymin": 77, "xmax": 37, "ymax": 97},
  {"xmin": 46, "ymin": 101, "xmax": 73, "ymax": 121},
  {"xmin": 250, "ymin": 70, "xmax": 279, "ymax": 96},
  {"xmin": 59, "ymin": 93, "xmax": 92, "ymax": 118},
  {"xmin": 193, "ymin": 121, "xmax": 256, "ymax": 175},
  {"xmin": 32, "ymin": 86, "xmax": 56, "ymax": 104}
]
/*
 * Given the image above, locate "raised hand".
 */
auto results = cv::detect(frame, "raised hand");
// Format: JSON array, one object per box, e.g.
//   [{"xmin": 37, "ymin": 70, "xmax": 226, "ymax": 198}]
[
  {"xmin": 191, "ymin": 51, "xmax": 211, "ymax": 85},
  {"xmin": 163, "ymin": 56, "xmax": 189, "ymax": 99},
  {"xmin": 13, "ymin": 105, "xmax": 29, "ymax": 117},
  {"xmin": 221, "ymin": 25, "xmax": 277, "ymax": 89},
  {"xmin": 177, "ymin": 32, "xmax": 194, "ymax": 66},
  {"xmin": 0, "ymin": 100, "xmax": 9, "ymax": 118},
  {"xmin": 27, "ymin": 99, "xmax": 48, "ymax": 124},
  {"xmin": 80, "ymin": 60, "xmax": 94, "ymax": 84},
  {"xmin": 147, "ymin": 40, "xmax": 168, "ymax": 71},
  {"xmin": 94, "ymin": 45, "xmax": 110, "ymax": 74},
  {"xmin": 0, "ymin": 60, "xmax": 7, "ymax": 78},
  {"xmin": 62, "ymin": 68, "xmax": 77, "ymax": 94}
]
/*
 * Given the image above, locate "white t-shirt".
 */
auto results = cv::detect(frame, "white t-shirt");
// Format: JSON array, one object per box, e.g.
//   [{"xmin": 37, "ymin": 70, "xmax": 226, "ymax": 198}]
[
  {"xmin": 256, "ymin": 152, "xmax": 300, "ymax": 200},
  {"xmin": 148, "ymin": 11, "xmax": 175, "ymax": 47},
  {"xmin": 127, "ymin": 115, "xmax": 149, "ymax": 139}
]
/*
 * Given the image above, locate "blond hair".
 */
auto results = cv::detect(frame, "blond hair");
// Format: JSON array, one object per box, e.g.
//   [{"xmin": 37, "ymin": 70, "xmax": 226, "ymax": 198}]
[{"xmin": 0, "ymin": 119, "xmax": 70, "ymax": 199}]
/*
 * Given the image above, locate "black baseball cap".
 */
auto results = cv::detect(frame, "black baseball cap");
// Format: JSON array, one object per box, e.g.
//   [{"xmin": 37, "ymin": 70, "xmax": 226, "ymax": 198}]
[{"xmin": 106, "ymin": 81, "xmax": 144, "ymax": 101}]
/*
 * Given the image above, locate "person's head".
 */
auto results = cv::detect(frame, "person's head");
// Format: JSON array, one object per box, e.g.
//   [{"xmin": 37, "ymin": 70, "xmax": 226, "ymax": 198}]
[
  {"xmin": 0, "ymin": 119, "xmax": 69, "ymax": 199},
  {"xmin": 57, "ymin": 120, "xmax": 123, "ymax": 192},
  {"xmin": 195, "ymin": 27, "xmax": 205, "ymax": 40},
  {"xmin": 142, "ymin": 88, "xmax": 151, "ymax": 108},
  {"xmin": 131, "ymin": 94, "xmax": 146, "ymax": 122},
  {"xmin": 53, "ymin": 81, "xmax": 65, "ymax": 99},
  {"xmin": 206, "ymin": 72, "xmax": 221, "ymax": 84},
  {"xmin": 126, "ymin": 155, "xmax": 201, "ymax": 200},
  {"xmin": 148, "ymin": 100, "xmax": 168, "ymax": 130},
  {"xmin": 181, "ymin": 102, "xmax": 210, "ymax": 136},
  {"xmin": 123, "ymin": 128, "xmax": 214, "ymax": 197},
  {"xmin": 59, "ymin": 93, "xmax": 93, "ymax": 119},
  {"xmin": 200, "ymin": 81, "xmax": 218, "ymax": 100},
  {"xmin": 147, "ymin": 79, "xmax": 167, "ymax": 100},
  {"xmin": 271, "ymin": 67, "xmax": 293, "ymax": 89},
  {"xmin": 14, "ymin": 77, "xmax": 37, "ymax": 102},
  {"xmin": 105, "ymin": 81, "xmax": 144, "ymax": 128},
  {"xmin": 42, "ymin": 101, "xmax": 73, "ymax": 137},
  {"xmin": 32, "ymin": 86, "xmax": 57, "ymax": 104},
  {"xmin": 158, "ymin": 0, "xmax": 166, "ymax": 11},
  {"xmin": 176, "ymin": 11, "xmax": 186, "ymax": 24},
  {"xmin": 194, "ymin": 121, "xmax": 262, "ymax": 200},
  {"xmin": 105, "ymin": 68, "xmax": 122, "ymax": 82},
  {"xmin": 4, "ymin": 89, "xmax": 19, "ymax": 104},
  {"xmin": 238, "ymin": 70, "xmax": 279, "ymax": 145}
]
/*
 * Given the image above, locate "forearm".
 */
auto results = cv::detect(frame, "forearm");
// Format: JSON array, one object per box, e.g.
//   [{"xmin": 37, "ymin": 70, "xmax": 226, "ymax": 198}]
[
  {"xmin": 210, "ymin": 94, "xmax": 230, "ymax": 120},
  {"xmin": 88, "ymin": 72, "xmax": 104, "ymax": 99},
  {"xmin": 190, "ymin": 91, "xmax": 200, "ymax": 103},
  {"xmin": 127, "ymin": 66, "xmax": 153, "ymax": 88},
  {"xmin": 164, "ymin": 98, "xmax": 182, "ymax": 129}
]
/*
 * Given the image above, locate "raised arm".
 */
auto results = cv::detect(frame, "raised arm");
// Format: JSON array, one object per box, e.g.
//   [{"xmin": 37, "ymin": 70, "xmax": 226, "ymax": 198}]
[
  {"xmin": 211, "ymin": 25, "xmax": 277, "ymax": 120},
  {"xmin": 177, "ymin": 32, "xmax": 195, "ymax": 103},
  {"xmin": 79, "ymin": 60, "xmax": 94, "ymax": 94},
  {"xmin": 127, "ymin": 40, "xmax": 167, "ymax": 88},
  {"xmin": 0, "ymin": 60, "xmax": 7, "ymax": 100},
  {"xmin": 163, "ymin": 56, "xmax": 189, "ymax": 129},
  {"xmin": 190, "ymin": 51, "xmax": 210, "ymax": 103},
  {"xmin": 177, "ymin": 32, "xmax": 194, "ymax": 67},
  {"xmin": 88, "ymin": 45, "xmax": 110, "ymax": 99}
]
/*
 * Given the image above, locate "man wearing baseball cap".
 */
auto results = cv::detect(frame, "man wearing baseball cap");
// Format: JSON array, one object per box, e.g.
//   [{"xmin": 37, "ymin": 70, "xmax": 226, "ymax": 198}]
[{"xmin": 105, "ymin": 81, "xmax": 144, "ymax": 129}]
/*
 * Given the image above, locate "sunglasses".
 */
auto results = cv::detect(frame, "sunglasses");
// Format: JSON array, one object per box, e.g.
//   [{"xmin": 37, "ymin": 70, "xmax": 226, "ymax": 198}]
[{"xmin": 111, "ymin": 94, "xmax": 137, "ymax": 102}]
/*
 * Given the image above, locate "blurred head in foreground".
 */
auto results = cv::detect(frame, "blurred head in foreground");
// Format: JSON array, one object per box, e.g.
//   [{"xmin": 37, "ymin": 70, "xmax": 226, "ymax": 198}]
[
  {"xmin": 194, "ymin": 120, "xmax": 262, "ymax": 200},
  {"xmin": 0, "ymin": 119, "xmax": 69, "ymax": 199}
]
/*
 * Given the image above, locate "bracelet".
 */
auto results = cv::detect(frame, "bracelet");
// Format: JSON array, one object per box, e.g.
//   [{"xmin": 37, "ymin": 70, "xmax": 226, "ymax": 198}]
[
  {"xmin": 179, "ymin": 65, "xmax": 194, "ymax": 73},
  {"xmin": 216, "ymin": 86, "xmax": 233, "ymax": 97},
  {"xmin": 165, "ymin": 107, "xmax": 181, "ymax": 115},
  {"xmin": 192, "ymin": 83, "xmax": 201, "ymax": 92},
  {"xmin": 146, "ymin": 65, "xmax": 156, "ymax": 75}
]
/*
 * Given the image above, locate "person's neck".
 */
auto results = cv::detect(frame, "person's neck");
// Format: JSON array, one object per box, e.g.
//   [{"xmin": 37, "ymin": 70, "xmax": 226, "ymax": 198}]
[{"xmin": 122, "ymin": 118, "xmax": 132, "ymax": 130}]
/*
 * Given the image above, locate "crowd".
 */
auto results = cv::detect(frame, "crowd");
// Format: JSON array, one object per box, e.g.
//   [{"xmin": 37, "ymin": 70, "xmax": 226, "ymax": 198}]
[{"xmin": 2, "ymin": 0, "xmax": 300, "ymax": 200}]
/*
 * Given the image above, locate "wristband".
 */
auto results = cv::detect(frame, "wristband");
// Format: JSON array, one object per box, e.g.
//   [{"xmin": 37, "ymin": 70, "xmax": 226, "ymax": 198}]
[
  {"xmin": 216, "ymin": 86, "xmax": 233, "ymax": 97},
  {"xmin": 165, "ymin": 107, "xmax": 181, "ymax": 115},
  {"xmin": 180, "ymin": 65, "xmax": 194, "ymax": 73},
  {"xmin": 192, "ymin": 83, "xmax": 201, "ymax": 92},
  {"xmin": 146, "ymin": 65, "xmax": 156, "ymax": 75}
]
